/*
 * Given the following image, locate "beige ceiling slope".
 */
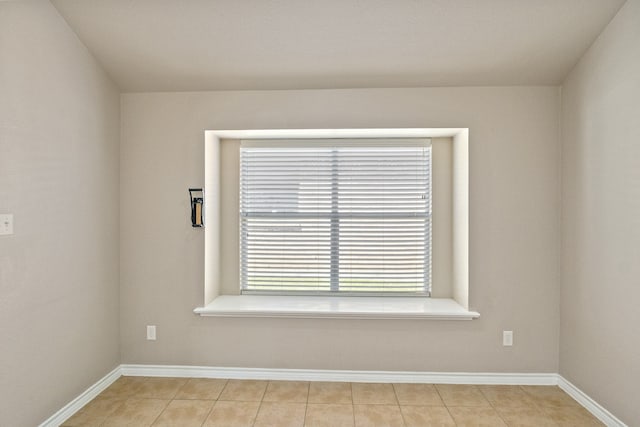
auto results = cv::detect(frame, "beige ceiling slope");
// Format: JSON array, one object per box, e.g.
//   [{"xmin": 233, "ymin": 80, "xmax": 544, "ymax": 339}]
[{"xmin": 52, "ymin": 0, "xmax": 625, "ymax": 92}]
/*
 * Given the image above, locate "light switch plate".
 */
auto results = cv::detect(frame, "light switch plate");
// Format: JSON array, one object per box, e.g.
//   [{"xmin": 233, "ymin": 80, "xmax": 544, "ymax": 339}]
[
  {"xmin": 503, "ymin": 330, "xmax": 513, "ymax": 346},
  {"xmin": 147, "ymin": 325, "xmax": 156, "ymax": 340},
  {"xmin": 0, "ymin": 214, "xmax": 13, "ymax": 235}
]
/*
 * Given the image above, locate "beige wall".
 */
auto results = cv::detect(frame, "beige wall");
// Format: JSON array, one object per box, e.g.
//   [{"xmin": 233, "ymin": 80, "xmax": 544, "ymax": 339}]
[
  {"xmin": 120, "ymin": 86, "xmax": 561, "ymax": 372},
  {"xmin": 560, "ymin": 0, "xmax": 640, "ymax": 425},
  {"xmin": 0, "ymin": 2, "xmax": 121, "ymax": 426}
]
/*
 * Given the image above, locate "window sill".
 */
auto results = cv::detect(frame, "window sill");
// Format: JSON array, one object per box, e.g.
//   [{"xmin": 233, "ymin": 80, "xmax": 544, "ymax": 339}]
[{"xmin": 194, "ymin": 295, "xmax": 480, "ymax": 320}]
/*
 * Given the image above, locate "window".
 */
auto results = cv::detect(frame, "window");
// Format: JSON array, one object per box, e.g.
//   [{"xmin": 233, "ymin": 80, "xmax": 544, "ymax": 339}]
[{"xmin": 239, "ymin": 139, "xmax": 432, "ymax": 296}]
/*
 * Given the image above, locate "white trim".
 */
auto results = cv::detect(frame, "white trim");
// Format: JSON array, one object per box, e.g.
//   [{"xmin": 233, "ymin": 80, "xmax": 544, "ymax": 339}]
[
  {"xmin": 203, "ymin": 128, "xmax": 470, "ymax": 309},
  {"xmin": 558, "ymin": 376, "xmax": 628, "ymax": 427},
  {"xmin": 208, "ymin": 128, "xmax": 463, "ymax": 140},
  {"xmin": 120, "ymin": 364, "xmax": 553, "ymax": 385},
  {"xmin": 38, "ymin": 366, "xmax": 121, "ymax": 427},
  {"xmin": 41, "ymin": 365, "xmax": 626, "ymax": 427},
  {"xmin": 194, "ymin": 295, "xmax": 480, "ymax": 320}
]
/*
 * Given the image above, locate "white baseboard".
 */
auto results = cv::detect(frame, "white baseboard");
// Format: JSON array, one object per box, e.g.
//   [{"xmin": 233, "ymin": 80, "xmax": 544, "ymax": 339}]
[
  {"xmin": 38, "ymin": 365, "xmax": 121, "ymax": 427},
  {"xmin": 40, "ymin": 365, "xmax": 626, "ymax": 427},
  {"xmin": 120, "ymin": 363, "xmax": 557, "ymax": 385},
  {"xmin": 558, "ymin": 376, "xmax": 628, "ymax": 427}
]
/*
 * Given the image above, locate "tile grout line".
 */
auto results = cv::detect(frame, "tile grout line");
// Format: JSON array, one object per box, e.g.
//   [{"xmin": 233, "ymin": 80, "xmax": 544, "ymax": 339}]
[
  {"xmin": 350, "ymin": 383, "xmax": 356, "ymax": 427},
  {"xmin": 434, "ymin": 384, "xmax": 459, "ymax": 427},
  {"xmin": 392, "ymin": 383, "xmax": 408, "ymax": 427},
  {"xmin": 250, "ymin": 380, "xmax": 268, "ymax": 427},
  {"xmin": 520, "ymin": 385, "xmax": 562, "ymax": 427},
  {"xmin": 251, "ymin": 401, "xmax": 262, "ymax": 426},
  {"xmin": 206, "ymin": 378, "xmax": 233, "ymax": 427},
  {"xmin": 149, "ymin": 377, "xmax": 184, "ymax": 427},
  {"xmin": 303, "ymin": 381, "xmax": 310, "ymax": 427},
  {"xmin": 477, "ymin": 385, "xmax": 511, "ymax": 427},
  {"xmin": 148, "ymin": 399, "xmax": 171, "ymax": 427},
  {"xmin": 197, "ymin": 378, "xmax": 226, "ymax": 427},
  {"xmin": 198, "ymin": 399, "xmax": 215, "ymax": 427},
  {"xmin": 515, "ymin": 385, "xmax": 562, "ymax": 427}
]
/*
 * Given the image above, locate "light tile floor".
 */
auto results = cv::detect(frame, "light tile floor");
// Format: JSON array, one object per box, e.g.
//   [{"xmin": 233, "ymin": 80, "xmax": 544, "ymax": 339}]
[{"xmin": 62, "ymin": 377, "xmax": 604, "ymax": 426}]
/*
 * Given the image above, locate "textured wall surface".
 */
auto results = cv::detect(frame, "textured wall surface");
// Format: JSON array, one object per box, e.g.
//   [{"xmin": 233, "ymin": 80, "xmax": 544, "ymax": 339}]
[
  {"xmin": 560, "ymin": 0, "xmax": 640, "ymax": 425},
  {"xmin": 0, "ymin": 2, "xmax": 121, "ymax": 426}
]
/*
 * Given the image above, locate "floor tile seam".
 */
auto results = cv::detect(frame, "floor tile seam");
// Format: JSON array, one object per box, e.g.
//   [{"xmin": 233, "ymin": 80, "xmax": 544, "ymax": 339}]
[
  {"xmin": 517, "ymin": 383, "xmax": 549, "ymax": 411},
  {"xmin": 540, "ymin": 402, "xmax": 575, "ymax": 421},
  {"xmin": 352, "ymin": 403, "xmax": 406, "ymax": 427},
  {"xmin": 350, "ymin": 383, "xmax": 356, "ymax": 427},
  {"xmin": 538, "ymin": 403, "xmax": 594, "ymax": 422},
  {"xmin": 534, "ymin": 399, "xmax": 583, "ymax": 410},
  {"xmin": 170, "ymin": 396, "xmax": 220, "ymax": 401},
  {"xmin": 97, "ymin": 397, "xmax": 146, "ymax": 427},
  {"xmin": 433, "ymin": 384, "xmax": 449, "ymax": 411},
  {"xmin": 350, "ymin": 404, "xmax": 356, "ymax": 427},
  {"xmin": 259, "ymin": 380, "xmax": 267, "ymax": 402},
  {"xmin": 440, "ymin": 403, "xmax": 458, "ymax": 427},
  {"xmin": 397, "ymin": 403, "xmax": 448, "ymax": 407},
  {"xmin": 198, "ymin": 397, "xmax": 216, "ymax": 427},
  {"xmin": 492, "ymin": 399, "xmax": 561, "ymax": 422},
  {"xmin": 217, "ymin": 377, "xmax": 233, "ymax": 401},
  {"xmin": 145, "ymin": 398, "xmax": 170, "ymax": 427},
  {"xmin": 480, "ymin": 387, "xmax": 510, "ymax": 426},
  {"xmin": 390, "ymin": 382, "xmax": 401, "ymax": 406},
  {"xmin": 169, "ymin": 378, "xmax": 188, "ymax": 400},
  {"xmin": 491, "ymin": 398, "xmax": 545, "ymax": 410},
  {"xmin": 442, "ymin": 401, "xmax": 493, "ymax": 408},
  {"xmin": 433, "ymin": 384, "xmax": 458, "ymax": 426},
  {"xmin": 251, "ymin": 398, "xmax": 264, "ymax": 427},
  {"xmin": 517, "ymin": 385, "xmax": 575, "ymax": 409},
  {"xmin": 353, "ymin": 401, "xmax": 413, "ymax": 406},
  {"xmin": 93, "ymin": 402, "xmax": 117, "ymax": 427},
  {"xmin": 477, "ymin": 385, "xmax": 498, "ymax": 406},
  {"xmin": 483, "ymin": 394, "xmax": 511, "ymax": 427},
  {"xmin": 68, "ymin": 396, "xmax": 126, "ymax": 427},
  {"xmin": 104, "ymin": 399, "xmax": 127, "ymax": 425},
  {"xmin": 303, "ymin": 381, "xmax": 310, "ymax": 426},
  {"xmin": 397, "ymin": 402, "xmax": 410, "ymax": 427},
  {"xmin": 263, "ymin": 380, "xmax": 310, "ymax": 404},
  {"xmin": 540, "ymin": 405, "xmax": 591, "ymax": 426}
]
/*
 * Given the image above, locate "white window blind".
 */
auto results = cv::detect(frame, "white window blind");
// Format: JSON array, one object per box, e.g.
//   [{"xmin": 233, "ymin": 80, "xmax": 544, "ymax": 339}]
[{"xmin": 240, "ymin": 140, "xmax": 432, "ymax": 296}]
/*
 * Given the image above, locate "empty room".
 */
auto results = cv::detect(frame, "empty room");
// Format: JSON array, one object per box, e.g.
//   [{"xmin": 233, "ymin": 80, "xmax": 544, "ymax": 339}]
[{"xmin": 1, "ymin": 0, "xmax": 639, "ymax": 426}]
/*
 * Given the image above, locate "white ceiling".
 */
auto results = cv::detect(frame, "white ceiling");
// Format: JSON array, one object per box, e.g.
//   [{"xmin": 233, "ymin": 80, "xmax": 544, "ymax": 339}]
[{"xmin": 51, "ymin": 0, "xmax": 625, "ymax": 92}]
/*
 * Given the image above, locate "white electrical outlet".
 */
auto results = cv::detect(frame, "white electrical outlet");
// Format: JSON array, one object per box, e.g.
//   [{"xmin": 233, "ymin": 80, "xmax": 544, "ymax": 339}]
[
  {"xmin": 147, "ymin": 325, "xmax": 156, "ymax": 341},
  {"xmin": 0, "ymin": 214, "xmax": 13, "ymax": 235},
  {"xmin": 503, "ymin": 330, "xmax": 513, "ymax": 346}
]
